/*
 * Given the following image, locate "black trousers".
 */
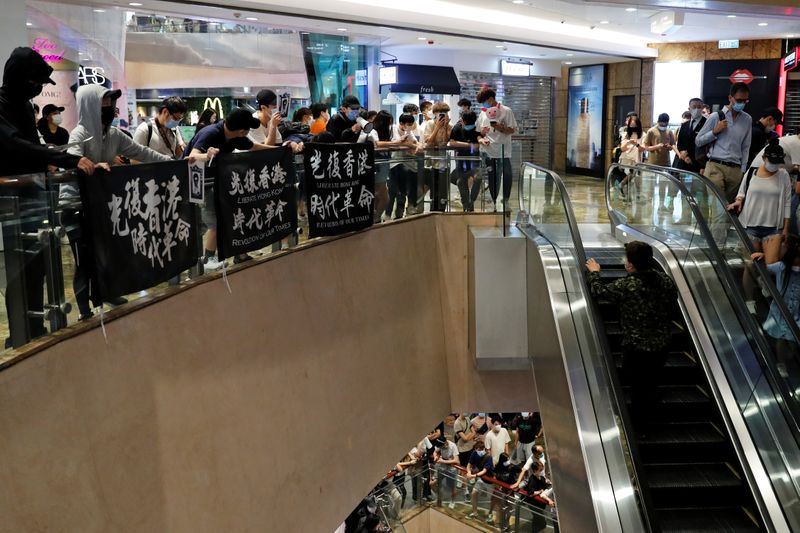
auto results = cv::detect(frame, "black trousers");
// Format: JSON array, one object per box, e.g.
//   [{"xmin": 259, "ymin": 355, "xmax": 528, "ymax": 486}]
[
  {"xmin": 623, "ymin": 346, "xmax": 669, "ymax": 433},
  {"xmin": 61, "ymin": 209, "xmax": 92, "ymax": 316}
]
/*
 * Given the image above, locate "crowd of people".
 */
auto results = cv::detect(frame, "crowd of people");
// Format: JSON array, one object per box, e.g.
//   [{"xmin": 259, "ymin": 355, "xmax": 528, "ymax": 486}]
[
  {"xmin": 0, "ymin": 45, "xmax": 522, "ymax": 346},
  {"xmin": 349, "ymin": 412, "xmax": 556, "ymax": 533}
]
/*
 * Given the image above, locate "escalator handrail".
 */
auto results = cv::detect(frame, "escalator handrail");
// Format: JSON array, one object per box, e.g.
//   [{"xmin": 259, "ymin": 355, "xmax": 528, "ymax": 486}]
[
  {"xmin": 606, "ymin": 162, "xmax": 800, "ymax": 467},
  {"xmin": 634, "ymin": 161, "xmax": 800, "ymax": 350},
  {"xmin": 520, "ymin": 162, "xmax": 656, "ymax": 533}
]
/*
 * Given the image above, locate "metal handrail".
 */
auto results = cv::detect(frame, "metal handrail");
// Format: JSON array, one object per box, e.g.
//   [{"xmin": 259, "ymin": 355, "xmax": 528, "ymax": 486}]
[
  {"xmin": 606, "ymin": 162, "xmax": 800, "ymax": 528},
  {"xmin": 519, "ymin": 162, "xmax": 654, "ymax": 532},
  {"xmin": 635, "ymin": 161, "xmax": 800, "ymax": 350}
]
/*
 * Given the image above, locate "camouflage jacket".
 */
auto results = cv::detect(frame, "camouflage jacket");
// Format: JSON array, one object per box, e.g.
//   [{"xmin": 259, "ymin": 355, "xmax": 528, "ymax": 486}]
[{"xmin": 588, "ymin": 270, "xmax": 678, "ymax": 352}]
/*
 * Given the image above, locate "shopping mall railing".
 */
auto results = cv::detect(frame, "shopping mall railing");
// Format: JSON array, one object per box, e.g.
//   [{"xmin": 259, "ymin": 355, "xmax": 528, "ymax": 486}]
[
  {"xmin": 0, "ymin": 146, "xmax": 514, "ymax": 356},
  {"xmin": 516, "ymin": 163, "xmax": 651, "ymax": 532},
  {"xmin": 372, "ymin": 462, "xmax": 557, "ymax": 533},
  {"xmin": 607, "ymin": 162, "xmax": 800, "ymax": 529}
]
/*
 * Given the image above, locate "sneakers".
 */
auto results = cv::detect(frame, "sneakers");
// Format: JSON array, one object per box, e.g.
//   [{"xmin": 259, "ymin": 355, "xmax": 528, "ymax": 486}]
[
  {"xmin": 203, "ymin": 256, "xmax": 225, "ymax": 272},
  {"xmin": 486, "ymin": 516, "xmax": 495, "ymax": 525},
  {"xmin": 466, "ymin": 512, "xmax": 478, "ymax": 520},
  {"xmin": 448, "ymin": 502, "xmax": 455, "ymax": 509}
]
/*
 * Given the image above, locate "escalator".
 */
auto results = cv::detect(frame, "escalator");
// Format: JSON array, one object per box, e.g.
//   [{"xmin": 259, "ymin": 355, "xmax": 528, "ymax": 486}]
[
  {"xmin": 593, "ymin": 253, "xmax": 762, "ymax": 532},
  {"xmin": 516, "ymin": 163, "xmax": 799, "ymax": 532}
]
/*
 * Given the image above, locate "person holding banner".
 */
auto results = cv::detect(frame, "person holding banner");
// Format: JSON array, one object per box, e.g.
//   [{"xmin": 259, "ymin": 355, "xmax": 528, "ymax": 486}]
[
  {"xmin": 133, "ymin": 96, "xmax": 188, "ymax": 159},
  {"xmin": 183, "ymin": 107, "xmax": 278, "ymax": 271},
  {"xmin": 326, "ymin": 95, "xmax": 363, "ymax": 143},
  {"xmin": 63, "ymin": 84, "xmax": 173, "ymax": 319}
]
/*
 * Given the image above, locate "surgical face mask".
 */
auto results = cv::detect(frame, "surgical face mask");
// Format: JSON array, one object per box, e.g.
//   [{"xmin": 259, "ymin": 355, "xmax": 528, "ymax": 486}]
[
  {"xmin": 792, "ymin": 266, "xmax": 800, "ymax": 273},
  {"xmin": 658, "ymin": 125, "xmax": 667, "ymax": 132},
  {"xmin": 101, "ymin": 106, "xmax": 116, "ymax": 127},
  {"xmin": 166, "ymin": 118, "xmax": 181, "ymax": 129},
  {"xmin": 347, "ymin": 109, "xmax": 360, "ymax": 121},
  {"xmin": 764, "ymin": 162, "xmax": 781, "ymax": 173},
  {"xmin": 464, "ymin": 124, "xmax": 476, "ymax": 131},
  {"xmin": 691, "ymin": 108, "xmax": 703, "ymax": 120},
  {"xmin": 478, "ymin": 412, "xmax": 486, "ymax": 418},
  {"xmin": 51, "ymin": 114, "xmax": 63, "ymax": 125},
  {"xmin": 493, "ymin": 425, "xmax": 501, "ymax": 433},
  {"xmin": 521, "ymin": 412, "xmax": 530, "ymax": 418},
  {"xmin": 732, "ymin": 102, "xmax": 746, "ymax": 113},
  {"xmin": 111, "ymin": 118, "xmax": 120, "ymax": 127},
  {"xmin": 476, "ymin": 450, "xmax": 486, "ymax": 457}
]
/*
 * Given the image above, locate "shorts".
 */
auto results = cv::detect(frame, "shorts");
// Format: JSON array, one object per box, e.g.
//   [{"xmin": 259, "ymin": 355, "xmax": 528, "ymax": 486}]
[
  {"xmin": 201, "ymin": 187, "xmax": 217, "ymax": 230},
  {"xmin": 745, "ymin": 225, "xmax": 779, "ymax": 243}
]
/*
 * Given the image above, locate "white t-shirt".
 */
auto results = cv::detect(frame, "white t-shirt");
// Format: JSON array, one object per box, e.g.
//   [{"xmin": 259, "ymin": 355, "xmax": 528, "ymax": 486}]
[
  {"xmin": 751, "ymin": 134, "xmax": 800, "ymax": 170},
  {"xmin": 438, "ymin": 441, "xmax": 459, "ymax": 462},
  {"xmin": 248, "ymin": 111, "xmax": 282, "ymax": 145},
  {"xmin": 133, "ymin": 119, "xmax": 184, "ymax": 158},
  {"xmin": 523, "ymin": 453, "xmax": 547, "ymax": 472},
  {"xmin": 484, "ymin": 427, "xmax": 511, "ymax": 464},
  {"xmin": 476, "ymin": 104, "xmax": 517, "ymax": 159}
]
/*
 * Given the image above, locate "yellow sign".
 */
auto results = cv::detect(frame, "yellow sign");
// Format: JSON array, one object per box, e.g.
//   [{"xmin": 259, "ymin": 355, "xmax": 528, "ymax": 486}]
[{"xmin": 203, "ymin": 97, "xmax": 225, "ymax": 119}]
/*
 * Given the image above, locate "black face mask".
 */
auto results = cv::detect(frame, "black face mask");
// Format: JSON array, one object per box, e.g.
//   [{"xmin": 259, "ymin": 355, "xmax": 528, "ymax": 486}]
[
  {"xmin": 10, "ymin": 80, "xmax": 44, "ymax": 100},
  {"xmin": 101, "ymin": 105, "xmax": 115, "ymax": 127}
]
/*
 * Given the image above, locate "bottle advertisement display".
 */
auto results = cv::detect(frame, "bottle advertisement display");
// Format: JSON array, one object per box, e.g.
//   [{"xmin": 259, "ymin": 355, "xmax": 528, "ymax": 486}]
[{"xmin": 567, "ymin": 65, "xmax": 606, "ymax": 177}]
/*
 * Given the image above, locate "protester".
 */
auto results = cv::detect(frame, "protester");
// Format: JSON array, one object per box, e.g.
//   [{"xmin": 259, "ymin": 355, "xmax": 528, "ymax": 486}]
[
  {"xmin": 249, "ymin": 89, "xmax": 282, "ymax": 146},
  {"xmin": 422, "ymin": 102, "xmax": 452, "ymax": 212},
  {"xmin": 419, "ymin": 100, "xmax": 433, "ymax": 126},
  {"xmin": 696, "ymin": 82, "xmax": 753, "ymax": 202},
  {"xmin": 372, "ymin": 110, "xmax": 405, "ymax": 221},
  {"xmin": 309, "ymin": 102, "xmax": 329, "ymax": 135},
  {"xmin": 476, "ymin": 86, "xmax": 517, "ymax": 211},
  {"xmin": 586, "ymin": 241, "xmax": 678, "ymax": 437},
  {"xmin": 133, "ymin": 96, "xmax": 187, "ymax": 158},
  {"xmin": 37, "ymin": 103, "xmax": 69, "ymax": 146},
  {"xmin": 64, "ymin": 84, "xmax": 172, "ymax": 318},
  {"xmin": 326, "ymin": 95, "xmax": 362, "ymax": 142},
  {"xmin": 183, "ymin": 107, "xmax": 277, "ymax": 271},
  {"xmin": 448, "ymin": 110, "xmax": 485, "ymax": 212},
  {"xmin": 465, "ymin": 441, "xmax": 494, "ymax": 520},
  {"xmin": 727, "ymin": 139, "xmax": 792, "ymax": 252},
  {"xmin": 0, "ymin": 47, "xmax": 102, "ymax": 345},
  {"xmin": 510, "ymin": 412, "xmax": 540, "ymax": 465},
  {"xmin": 431, "ymin": 437, "xmax": 460, "ymax": 508}
]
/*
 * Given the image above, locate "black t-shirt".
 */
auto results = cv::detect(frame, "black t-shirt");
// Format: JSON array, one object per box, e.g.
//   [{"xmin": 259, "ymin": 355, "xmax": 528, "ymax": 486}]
[
  {"xmin": 183, "ymin": 121, "xmax": 253, "ymax": 157},
  {"xmin": 514, "ymin": 416, "xmax": 538, "ymax": 444},
  {"xmin": 449, "ymin": 123, "xmax": 480, "ymax": 156},
  {"xmin": 38, "ymin": 123, "xmax": 69, "ymax": 146}
]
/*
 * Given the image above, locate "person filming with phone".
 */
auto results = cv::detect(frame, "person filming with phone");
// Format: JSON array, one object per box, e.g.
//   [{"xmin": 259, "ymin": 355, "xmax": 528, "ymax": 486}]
[{"xmin": 644, "ymin": 113, "xmax": 678, "ymax": 212}]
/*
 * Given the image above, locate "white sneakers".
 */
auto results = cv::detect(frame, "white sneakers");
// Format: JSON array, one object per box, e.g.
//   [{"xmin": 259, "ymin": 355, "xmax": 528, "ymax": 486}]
[{"xmin": 203, "ymin": 256, "xmax": 225, "ymax": 273}]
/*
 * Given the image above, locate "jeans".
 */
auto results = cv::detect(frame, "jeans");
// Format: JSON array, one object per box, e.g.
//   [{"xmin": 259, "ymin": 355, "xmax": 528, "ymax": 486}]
[
  {"xmin": 389, "ymin": 165, "xmax": 418, "ymax": 217},
  {"xmin": 485, "ymin": 156, "xmax": 513, "ymax": 204},
  {"xmin": 61, "ymin": 208, "xmax": 92, "ymax": 316},
  {"xmin": 623, "ymin": 345, "xmax": 669, "ymax": 434},
  {"xmin": 456, "ymin": 161, "xmax": 481, "ymax": 211}
]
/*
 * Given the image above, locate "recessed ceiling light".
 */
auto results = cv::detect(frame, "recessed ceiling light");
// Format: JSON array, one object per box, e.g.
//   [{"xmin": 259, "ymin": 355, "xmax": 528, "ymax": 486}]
[
  {"xmin": 417, "ymin": 37, "xmax": 427, "ymax": 40},
  {"xmin": 566, "ymin": 53, "xmax": 574, "ymax": 56},
  {"xmin": 93, "ymin": 8, "xmax": 106, "ymax": 12},
  {"xmin": 496, "ymin": 45, "xmax": 504, "ymax": 48},
  {"xmin": 625, "ymin": 7, "xmax": 637, "ymax": 12},
  {"xmin": 337, "ymin": 27, "xmax": 348, "ymax": 32},
  {"xmin": 789, "ymin": 34, "xmax": 796, "ymax": 38},
  {"xmin": 26, "ymin": 22, "xmax": 32, "ymax": 26},
  {"xmin": 246, "ymin": 17, "xmax": 258, "ymax": 21},
  {"xmin": 600, "ymin": 20, "xmax": 609, "ymax": 24},
  {"xmin": 128, "ymin": 2, "xmax": 142, "ymax": 5},
  {"xmin": 758, "ymin": 22, "xmax": 768, "ymax": 26},
  {"xmin": 564, "ymin": 61, "xmax": 573, "ymax": 65},
  {"xmin": 512, "ymin": 0, "xmax": 525, "ymax": 4},
  {"xmin": 727, "ymin": 15, "xmax": 737, "ymax": 18}
]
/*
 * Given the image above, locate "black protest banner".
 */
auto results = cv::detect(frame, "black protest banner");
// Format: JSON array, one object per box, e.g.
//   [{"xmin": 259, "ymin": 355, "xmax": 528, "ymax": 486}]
[
  {"xmin": 214, "ymin": 148, "xmax": 297, "ymax": 260},
  {"xmin": 79, "ymin": 160, "xmax": 198, "ymax": 300},
  {"xmin": 303, "ymin": 142, "xmax": 375, "ymax": 238}
]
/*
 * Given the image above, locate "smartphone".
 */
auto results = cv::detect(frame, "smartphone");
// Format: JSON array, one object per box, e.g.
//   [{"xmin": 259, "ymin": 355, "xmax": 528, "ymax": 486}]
[
  {"xmin": 278, "ymin": 92, "xmax": 291, "ymax": 118},
  {"xmin": 438, "ymin": 112, "xmax": 446, "ymax": 120}
]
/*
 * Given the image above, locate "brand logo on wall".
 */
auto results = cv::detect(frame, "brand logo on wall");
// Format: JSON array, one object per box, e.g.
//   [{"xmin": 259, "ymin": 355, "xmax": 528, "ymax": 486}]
[
  {"xmin": 203, "ymin": 97, "xmax": 225, "ymax": 120},
  {"xmin": 717, "ymin": 69, "xmax": 767, "ymax": 85},
  {"xmin": 32, "ymin": 37, "xmax": 65, "ymax": 63},
  {"xmin": 419, "ymin": 86, "xmax": 434, "ymax": 93},
  {"xmin": 78, "ymin": 66, "xmax": 107, "ymax": 86}
]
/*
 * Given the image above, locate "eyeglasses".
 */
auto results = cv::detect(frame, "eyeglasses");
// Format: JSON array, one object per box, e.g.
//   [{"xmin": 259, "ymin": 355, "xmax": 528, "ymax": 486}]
[{"xmin": 731, "ymin": 97, "xmax": 749, "ymax": 104}]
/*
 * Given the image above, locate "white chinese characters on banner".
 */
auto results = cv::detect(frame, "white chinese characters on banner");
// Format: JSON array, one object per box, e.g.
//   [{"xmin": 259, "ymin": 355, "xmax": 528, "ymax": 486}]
[
  {"xmin": 107, "ymin": 175, "xmax": 192, "ymax": 268},
  {"xmin": 228, "ymin": 162, "xmax": 289, "ymax": 237}
]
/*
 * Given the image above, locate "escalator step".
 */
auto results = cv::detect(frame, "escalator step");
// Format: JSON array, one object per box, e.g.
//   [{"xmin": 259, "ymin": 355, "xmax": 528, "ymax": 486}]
[
  {"xmin": 657, "ymin": 507, "xmax": 761, "ymax": 533},
  {"xmin": 639, "ymin": 423, "xmax": 728, "ymax": 463},
  {"xmin": 603, "ymin": 322, "xmax": 686, "ymax": 337},
  {"xmin": 613, "ymin": 351, "xmax": 696, "ymax": 369},
  {"xmin": 644, "ymin": 422, "xmax": 725, "ymax": 445},
  {"xmin": 646, "ymin": 462, "xmax": 742, "ymax": 489},
  {"xmin": 660, "ymin": 385, "xmax": 710, "ymax": 404}
]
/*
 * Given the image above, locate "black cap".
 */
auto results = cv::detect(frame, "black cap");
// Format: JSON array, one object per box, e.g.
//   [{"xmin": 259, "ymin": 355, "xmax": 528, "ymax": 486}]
[
  {"xmin": 41, "ymin": 104, "xmax": 64, "ymax": 116},
  {"xmin": 104, "ymin": 88, "xmax": 122, "ymax": 101},
  {"xmin": 764, "ymin": 139, "xmax": 786, "ymax": 164},
  {"xmin": 657, "ymin": 113, "xmax": 670, "ymax": 124},
  {"xmin": 762, "ymin": 107, "xmax": 783, "ymax": 124},
  {"xmin": 626, "ymin": 111, "xmax": 639, "ymax": 117},
  {"xmin": 342, "ymin": 95, "xmax": 361, "ymax": 109},
  {"xmin": 225, "ymin": 107, "xmax": 260, "ymax": 131},
  {"xmin": 255, "ymin": 89, "xmax": 277, "ymax": 107}
]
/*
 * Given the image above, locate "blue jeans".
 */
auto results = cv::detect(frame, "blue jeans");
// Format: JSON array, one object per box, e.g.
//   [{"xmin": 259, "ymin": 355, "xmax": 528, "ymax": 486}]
[{"xmin": 484, "ymin": 156, "xmax": 513, "ymax": 204}]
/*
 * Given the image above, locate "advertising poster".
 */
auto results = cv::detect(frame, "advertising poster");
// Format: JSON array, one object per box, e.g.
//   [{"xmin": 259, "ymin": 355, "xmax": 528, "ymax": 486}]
[{"xmin": 567, "ymin": 65, "xmax": 606, "ymax": 177}]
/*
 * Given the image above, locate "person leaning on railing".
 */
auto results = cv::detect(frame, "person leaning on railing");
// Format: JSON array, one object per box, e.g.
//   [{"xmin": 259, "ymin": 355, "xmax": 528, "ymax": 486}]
[
  {"xmin": 465, "ymin": 441, "xmax": 494, "ymax": 521},
  {"xmin": 0, "ymin": 47, "xmax": 106, "ymax": 345}
]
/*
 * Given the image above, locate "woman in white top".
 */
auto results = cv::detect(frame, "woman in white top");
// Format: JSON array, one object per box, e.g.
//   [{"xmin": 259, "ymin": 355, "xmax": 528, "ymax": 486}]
[
  {"xmin": 728, "ymin": 139, "xmax": 792, "ymax": 252},
  {"xmin": 617, "ymin": 116, "xmax": 645, "ymax": 196}
]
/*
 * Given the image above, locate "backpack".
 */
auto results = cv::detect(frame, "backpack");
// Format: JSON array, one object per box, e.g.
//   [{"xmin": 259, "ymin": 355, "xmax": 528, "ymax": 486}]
[{"xmin": 695, "ymin": 111, "xmax": 725, "ymax": 165}]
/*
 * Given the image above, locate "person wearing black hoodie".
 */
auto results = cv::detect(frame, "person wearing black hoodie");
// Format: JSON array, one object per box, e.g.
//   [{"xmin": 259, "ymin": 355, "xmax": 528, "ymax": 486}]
[
  {"xmin": 0, "ymin": 47, "xmax": 103, "ymax": 347},
  {"xmin": 326, "ymin": 95, "xmax": 362, "ymax": 142}
]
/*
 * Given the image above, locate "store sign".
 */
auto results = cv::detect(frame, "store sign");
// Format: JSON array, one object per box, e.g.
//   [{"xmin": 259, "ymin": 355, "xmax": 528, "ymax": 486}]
[
  {"xmin": 31, "ymin": 37, "xmax": 65, "ymax": 63},
  {"xmin": 379, "ymin": 66, "xmax": 397, "ymax": 85},
  {"xmin": 355, "ymin": 69, "xmax": 368, "ymax": 86},
  {"xmin": 785, "ymin": 48, "xmax": 798, "ymax": 72},
  {"xmin": 303, "ymin": 143, "xmax": 375, "ymax": 238},
  {"xmin": 718, "ymin": 40, "xmax": 739, "ymax": 50},
  {"xmin": 78, "ymin": 66, "xmax": 107, "ymax": 86},
  {"xmin": 79, "ymin": 161, "xmax": 198, "ymax": 300},
  {"xmin": 727, "ymin": 68, "xmax": 765, "ymax": 84},
  {"xmin": 203, "ymin": 97, "xmax": 225, "ymax": 120},
  {"xmin": 501, "ymin": 60, "xmax": 531, "ymax": 77}
]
